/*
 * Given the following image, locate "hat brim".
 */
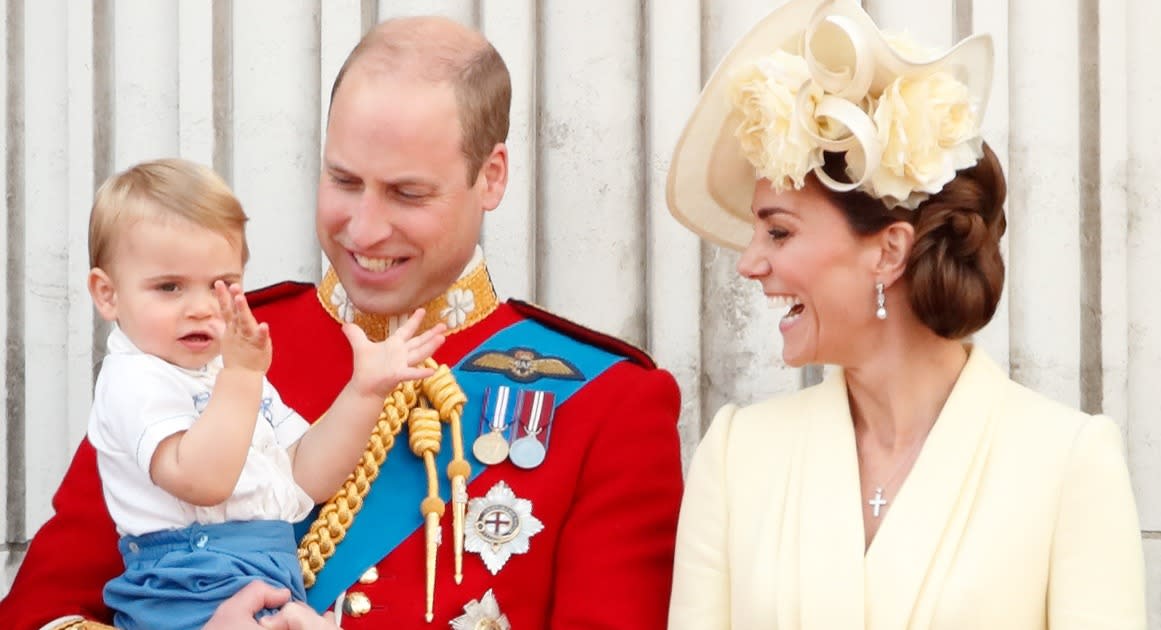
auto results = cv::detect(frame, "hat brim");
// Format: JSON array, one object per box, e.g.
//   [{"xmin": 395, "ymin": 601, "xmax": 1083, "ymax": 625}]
[{"xmin": 666, "ymin": 0, "xmax": 994, "ymax": 251}]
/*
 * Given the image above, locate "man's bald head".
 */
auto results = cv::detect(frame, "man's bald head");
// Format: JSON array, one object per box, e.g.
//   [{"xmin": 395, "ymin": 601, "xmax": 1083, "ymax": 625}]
[{"xmin": 330, "ymin": 16, "xmax": 511, "ymax": 182}]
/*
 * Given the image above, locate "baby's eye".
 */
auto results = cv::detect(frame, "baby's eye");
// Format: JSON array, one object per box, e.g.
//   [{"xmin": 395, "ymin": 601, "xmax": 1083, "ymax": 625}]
[{"xmin": 157, "ymin": 282, "xmax": 179, "ymax": 293}]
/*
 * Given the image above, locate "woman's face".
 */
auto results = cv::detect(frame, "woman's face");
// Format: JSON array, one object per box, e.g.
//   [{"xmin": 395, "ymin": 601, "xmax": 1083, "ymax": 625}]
[{"xmin": 736, "ymin": 178, "xmax": 882, "ymax": 367}]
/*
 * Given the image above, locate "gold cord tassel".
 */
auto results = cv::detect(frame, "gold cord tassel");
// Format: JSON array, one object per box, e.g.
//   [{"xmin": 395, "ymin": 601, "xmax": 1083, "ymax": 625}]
[
  {"xmin": 409, "ymin": 404, "xmax": 444, "ymax": 623},
  {"xmin": 421, "ymin": 359, "xmax": 471, "ymax": 584}
]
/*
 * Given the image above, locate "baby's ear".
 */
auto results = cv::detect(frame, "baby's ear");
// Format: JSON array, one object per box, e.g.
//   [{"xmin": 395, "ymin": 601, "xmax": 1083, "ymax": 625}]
[{"xmin": 88, "ymin": 267, "xmax": 119, "ymax": 322}]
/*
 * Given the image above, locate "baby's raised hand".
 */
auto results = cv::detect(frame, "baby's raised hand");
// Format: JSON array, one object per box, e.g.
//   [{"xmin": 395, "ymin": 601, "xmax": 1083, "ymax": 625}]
[
  {"xmin": 342, "ymin": 308, "xmax": 447, "ymax": 399},
  {"xmin": 215, "ymin": 280, "xmax": 272, "ymax": 374}
]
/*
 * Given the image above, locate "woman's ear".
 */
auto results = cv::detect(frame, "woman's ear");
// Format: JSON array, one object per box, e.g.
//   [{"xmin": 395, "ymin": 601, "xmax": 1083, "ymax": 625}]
[
  {"xmin": 88, "ymin": 268, "xmax": 119, "ymax": 322},
  {"xmin": 873, "ymin": 221, "xmax": 915, "ymax": 286}
]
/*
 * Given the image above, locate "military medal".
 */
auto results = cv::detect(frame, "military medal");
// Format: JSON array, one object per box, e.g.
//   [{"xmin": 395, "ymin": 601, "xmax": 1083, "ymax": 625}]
[
  {"xmin": 465, "ymin": 481, "xmax": 543, "ymax": 574},
  {"xmin": 509, "ymin": 390, "xmax": 555, "ymax": 469},
  {"xmin": 473, "ymin": 431, "xmax": 510, "ymax": 466},
  {"xmin": 473, "ymin": 385, "xmax": 514, "ymax": 465},
  {"xmin": 509, "ymin": 435, "xmax": 545, "ymax": 469},
  {"xmin": 451, "ymin": 589, "xmax": 511, "ymax": 630}
]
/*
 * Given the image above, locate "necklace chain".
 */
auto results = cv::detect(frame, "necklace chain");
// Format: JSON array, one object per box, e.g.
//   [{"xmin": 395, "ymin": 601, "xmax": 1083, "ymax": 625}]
[{"xmin": 860, "ymin": 429, "xmax": 931, "ymax": 518}]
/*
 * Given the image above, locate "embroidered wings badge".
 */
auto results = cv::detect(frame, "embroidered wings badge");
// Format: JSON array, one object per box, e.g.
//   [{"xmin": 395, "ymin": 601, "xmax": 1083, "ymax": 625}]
[{"xmin": 462, "ymin": 348, "xmax": 584, "ymax": 383}]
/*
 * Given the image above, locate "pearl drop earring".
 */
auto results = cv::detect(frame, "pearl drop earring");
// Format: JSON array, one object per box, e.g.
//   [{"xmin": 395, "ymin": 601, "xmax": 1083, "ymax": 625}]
[{"xmin": 875, "ymin": 281, "xmax": 888, "ymax": 320}]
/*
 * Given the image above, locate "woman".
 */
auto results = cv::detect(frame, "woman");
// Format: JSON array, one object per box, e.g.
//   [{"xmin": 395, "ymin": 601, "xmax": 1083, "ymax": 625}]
[{"xmin": 665, "ymin": 0, "xmax": 1147, "ymax": 628}]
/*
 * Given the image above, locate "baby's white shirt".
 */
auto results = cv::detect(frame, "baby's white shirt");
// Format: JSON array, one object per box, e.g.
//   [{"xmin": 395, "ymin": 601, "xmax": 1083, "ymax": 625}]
[{"xmin": 88, "ymin": 326, "xmax": 314, "ymax": 536}]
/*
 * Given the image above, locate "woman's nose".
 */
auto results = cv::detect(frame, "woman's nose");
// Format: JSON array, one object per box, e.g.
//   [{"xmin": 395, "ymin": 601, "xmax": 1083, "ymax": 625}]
[{"xmin": 736, "ymin": 233, "xmax": 771, "ymax": 279}]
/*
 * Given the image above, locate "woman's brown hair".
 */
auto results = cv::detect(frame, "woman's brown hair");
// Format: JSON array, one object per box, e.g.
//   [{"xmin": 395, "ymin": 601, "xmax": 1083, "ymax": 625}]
[{"xmin": 816, "ymin": 143, "xmax": 1007, "ymax": 339}]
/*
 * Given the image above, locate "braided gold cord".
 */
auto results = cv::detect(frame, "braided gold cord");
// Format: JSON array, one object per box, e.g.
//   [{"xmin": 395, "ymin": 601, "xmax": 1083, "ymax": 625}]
[
  {"xmin": 53, "ymin": 622, "xmax": 111, "ymax": 630},
  {"xmin": 295, "ymin": 361, "xmax": 469, "ymax": 621},
  {"xmin": 298, "ymin": 381, "xmax": 416, "ymax": 587},
  {"xmin": 49, "ymin": 622, "xmax": 117, "ymax": 630}
]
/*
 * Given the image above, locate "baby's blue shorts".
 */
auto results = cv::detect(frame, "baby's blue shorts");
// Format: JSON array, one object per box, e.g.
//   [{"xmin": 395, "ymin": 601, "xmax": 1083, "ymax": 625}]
[{"xmin": 104, "ymin": 519, "xmax": 306, "ymax": 630}]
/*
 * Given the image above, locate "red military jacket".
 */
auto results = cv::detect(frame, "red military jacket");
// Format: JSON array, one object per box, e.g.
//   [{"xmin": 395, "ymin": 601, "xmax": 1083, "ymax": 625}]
[{"xmin": 0, "ymin": 263, "xmax": 684, "ymax": 629}]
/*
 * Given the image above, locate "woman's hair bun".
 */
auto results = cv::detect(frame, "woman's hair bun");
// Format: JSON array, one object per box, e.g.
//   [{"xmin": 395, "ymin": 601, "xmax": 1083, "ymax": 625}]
[{"xmin": 905, "ymin": 143, "xmax": 1007, "ymax": 338}]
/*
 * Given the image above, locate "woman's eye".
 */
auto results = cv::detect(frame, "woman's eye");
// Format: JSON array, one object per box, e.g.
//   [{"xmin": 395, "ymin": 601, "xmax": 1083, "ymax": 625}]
[{"xmin": 767, "ymin": 228, "xmax": 790, "ymax": 240}]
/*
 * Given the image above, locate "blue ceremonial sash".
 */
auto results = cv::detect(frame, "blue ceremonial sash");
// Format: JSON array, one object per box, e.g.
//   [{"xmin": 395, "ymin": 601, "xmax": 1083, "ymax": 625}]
[{"xmin": 302, "ymin": 318, "xmax": 625, "ymax": 610}]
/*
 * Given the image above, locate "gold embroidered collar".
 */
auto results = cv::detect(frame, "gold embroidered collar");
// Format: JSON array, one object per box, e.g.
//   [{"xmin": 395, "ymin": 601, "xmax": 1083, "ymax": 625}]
[{"xmin": 316, "ymin": 255, "xmax": 500, "ymax": 341}]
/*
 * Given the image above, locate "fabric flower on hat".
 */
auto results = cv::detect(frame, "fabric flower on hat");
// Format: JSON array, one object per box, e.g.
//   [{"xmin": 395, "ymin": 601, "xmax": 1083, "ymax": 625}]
[
  {"xmin": 864, "ymin": 70, "xmax": 983, "ymax": 208},
  {"xmin": 884, "ymin": 32, "xmax": 940, "ymax": 61},
  {"xmin": 730, "ymin": 51, "xmax": 828, "ymax": 192},
  {"xmin": 727, "ymin": 30, "xmax": 983, "ymax": 210}
]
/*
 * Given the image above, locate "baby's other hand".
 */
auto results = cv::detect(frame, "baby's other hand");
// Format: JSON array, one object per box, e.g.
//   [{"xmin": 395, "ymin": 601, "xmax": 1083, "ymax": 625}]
[
  {"xmin": 342, "ymin": 308, "xmax": 447, "ymax": 399},
  {"xmin": 216, "ymin": 280, "xmax": 271, "ymax": 374}
]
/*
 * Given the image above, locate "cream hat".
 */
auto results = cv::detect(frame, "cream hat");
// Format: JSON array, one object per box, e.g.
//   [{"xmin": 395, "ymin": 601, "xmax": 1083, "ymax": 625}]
[{"xmin": 666, "ymin": 0, "xmax": 993, "ymax": 251}]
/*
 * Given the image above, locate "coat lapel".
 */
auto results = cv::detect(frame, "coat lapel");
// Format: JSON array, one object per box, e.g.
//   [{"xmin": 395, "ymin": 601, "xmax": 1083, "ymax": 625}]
[
  {"xmin": 862, "ymin": 347, "xmax": 1004, "ymax": 630},
  {"xmin": 795, "ymin": 372, "xmax": 867, "ymax": 629}
]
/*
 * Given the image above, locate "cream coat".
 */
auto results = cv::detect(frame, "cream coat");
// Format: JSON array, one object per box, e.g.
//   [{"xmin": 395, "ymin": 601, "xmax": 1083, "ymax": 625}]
[{"xmin": 669, "ymin": 348, "xmax": 1146, "ymax": 629}]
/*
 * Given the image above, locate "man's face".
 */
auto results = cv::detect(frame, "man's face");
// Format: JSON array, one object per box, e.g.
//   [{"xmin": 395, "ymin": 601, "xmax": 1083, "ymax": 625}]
[{"xmin": 317, "ymin": 71, "xmax": 502, "ymax": 316}]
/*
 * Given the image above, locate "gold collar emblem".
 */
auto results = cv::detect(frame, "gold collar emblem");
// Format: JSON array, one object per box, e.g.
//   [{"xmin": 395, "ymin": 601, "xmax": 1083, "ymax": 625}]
[{"xmin": 317, "ymin": 260, "xmax": 500, "ymax": 341}]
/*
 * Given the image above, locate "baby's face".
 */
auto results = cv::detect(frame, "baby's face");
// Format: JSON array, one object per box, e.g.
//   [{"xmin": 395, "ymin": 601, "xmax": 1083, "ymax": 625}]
[{"xmin": 101, "ymin": 218, "xmax": 245, "ymax": 369}]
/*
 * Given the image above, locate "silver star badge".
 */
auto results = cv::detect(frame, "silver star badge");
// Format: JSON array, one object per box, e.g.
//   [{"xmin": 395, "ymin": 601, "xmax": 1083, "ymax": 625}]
[
  {"xmin": 464, "ymin": 481, "xmax": 543, "ymax": 575},
  {"xmin": 450, "ymin": 589, "xmax": 510, "ymax": 630}
]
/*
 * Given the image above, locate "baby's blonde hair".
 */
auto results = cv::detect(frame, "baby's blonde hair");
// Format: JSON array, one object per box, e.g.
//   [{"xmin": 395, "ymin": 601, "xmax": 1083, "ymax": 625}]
[{"xmin": 89, "ymin": 158, "xmax": 249, "ymax": 269}]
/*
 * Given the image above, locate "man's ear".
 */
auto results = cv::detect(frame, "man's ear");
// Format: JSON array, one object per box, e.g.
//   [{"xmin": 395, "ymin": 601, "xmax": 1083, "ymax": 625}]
[
  {"xmin": 476, "ymin": 142, "xmax": 509, "ymax": 212},
  {"xmin": 872, "ymin": 221, "xmax": 915, "ymax": 286},
  {"xmin": 88, "ymin": 268, "xmax": 119, "ymax": 322}
]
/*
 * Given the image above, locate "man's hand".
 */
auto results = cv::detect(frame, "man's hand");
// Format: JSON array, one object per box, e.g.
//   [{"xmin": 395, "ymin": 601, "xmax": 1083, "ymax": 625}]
[
  {"xmin": 215, "ymin": 280, "xmax": 272, "ymax": 373},
  {"xmin": 202, "ymin": 581, "xmax": 339, "ymax": 629},
  {"xmin": 204, "ymin": 581, "xmax": 292, "ymax": 629},
  {"xmin": 260, "ymin": 602, "xmax": 340, "ymax": 630},
  {"xmin": 343, "ymin": 307, "xmax": 447, "ymax": 398}
]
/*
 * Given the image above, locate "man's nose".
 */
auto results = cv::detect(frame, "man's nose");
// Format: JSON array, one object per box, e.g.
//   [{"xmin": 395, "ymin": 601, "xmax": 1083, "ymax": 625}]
[{"xmin": 347, "ymin": 192, "xmax": 395, "ymax": 249}]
